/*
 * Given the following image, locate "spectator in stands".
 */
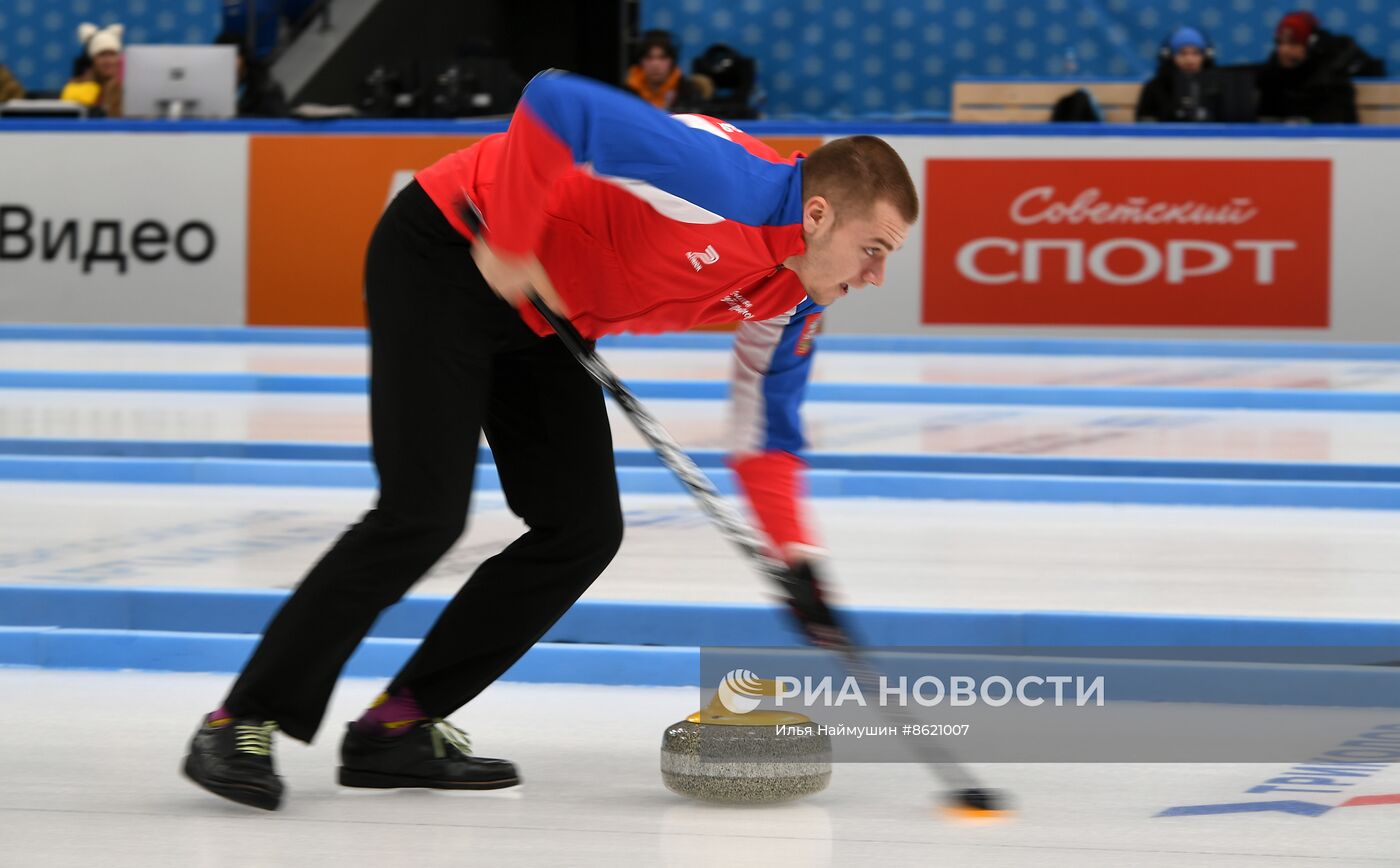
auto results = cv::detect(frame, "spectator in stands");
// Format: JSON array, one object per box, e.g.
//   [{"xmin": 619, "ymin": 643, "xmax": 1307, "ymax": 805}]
[
  {"xmin": 215, "ymin": 31, "xmax": 288, "ymax": 117},
  {"xmin": 1256, "ymin": 10, "xmax": 1385, "ymax": 123},
  {"xmin": 68, "ymin": 48, "xmax": 99, "ymax": 87},
  {"xmin": 624, "ymin": 30, "xmax": 710, "ymax": 113},
  {"xmin": 0, "ymin": 61, "xmax": 23, "ymax": 103},
  {"xmin": 60, "ymin": 23, "xmax": 123, "ymax": 117},
  {"xmin": 1136, "ymin": 27, "xmax": 1227, "ymax": 122}
]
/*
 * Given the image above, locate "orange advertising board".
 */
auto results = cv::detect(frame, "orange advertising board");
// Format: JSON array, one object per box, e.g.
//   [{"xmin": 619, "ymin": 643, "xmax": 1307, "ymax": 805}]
[
  {"xmin": 248, "ymin": 135, "xmax": 483, "ymax": 327},
  {"xmin": 922, "ymin": 158, "xmax": 1332, "ymax": 327},
  {"xmin": 247, "ymin": 134, "xmax": 822, "ymax": 327}
]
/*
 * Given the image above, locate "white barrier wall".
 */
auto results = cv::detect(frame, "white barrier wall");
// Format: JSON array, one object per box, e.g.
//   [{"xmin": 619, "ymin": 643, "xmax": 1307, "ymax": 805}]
[
  {"xmin": 1, "ymin": 125, "xmax": 1397, "ymax": 340},
  {"xmin": 824, "ymin": 133, "xmax": 1398, "ymax": 341}
]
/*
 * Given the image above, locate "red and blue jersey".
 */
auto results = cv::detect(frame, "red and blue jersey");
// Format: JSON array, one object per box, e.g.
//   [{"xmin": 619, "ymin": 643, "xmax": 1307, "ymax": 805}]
[{"xmin": 415, "ymin": 71, "xmax": 825, "ymax": 551}]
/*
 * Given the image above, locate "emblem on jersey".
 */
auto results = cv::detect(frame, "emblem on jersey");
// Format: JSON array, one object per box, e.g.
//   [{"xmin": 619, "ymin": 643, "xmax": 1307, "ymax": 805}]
[
  {"xmin": 686, "ymin": 245, "xmax": 720, "ymax": 272},
  {"xmin": 795, "ymin": 313, "xmax": 823, "ymax": 356}
]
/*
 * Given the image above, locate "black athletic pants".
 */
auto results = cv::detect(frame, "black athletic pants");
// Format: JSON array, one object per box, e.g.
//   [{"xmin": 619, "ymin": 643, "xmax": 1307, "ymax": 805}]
[{"xmin": 225, "ymin": 181, "xmax": 624, "ymax": 743}]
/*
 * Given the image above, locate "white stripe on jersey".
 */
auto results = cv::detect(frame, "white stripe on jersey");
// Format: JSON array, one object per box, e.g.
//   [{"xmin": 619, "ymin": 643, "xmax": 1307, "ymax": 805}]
[
  {"xmin": 590, "ymin": 170, "xmax": 727, "ymax": 224},
  {"xmin": 672, "ymin": 114, "xmax": 735, "ymax": 140},
  {"xmin": 584, "ymin": 115, "xmax": 736, "ymax": 224},
  {"xmin": 728, "ymin": 307, "xmax": 797, "ymax": 456}
]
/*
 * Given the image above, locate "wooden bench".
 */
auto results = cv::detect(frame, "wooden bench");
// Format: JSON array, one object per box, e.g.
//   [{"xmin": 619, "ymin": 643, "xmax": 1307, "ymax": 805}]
[
  {"xmin": 1358, "ymin": 81, "xmax": 1400, "ymax": 125},
  {"xmin": 952, "ymin": 80, "xmax": 1142, "ymax": 123},
  {"xmin": 952, "ymin": 79, "xmax": 1400, "ymax": 124}
]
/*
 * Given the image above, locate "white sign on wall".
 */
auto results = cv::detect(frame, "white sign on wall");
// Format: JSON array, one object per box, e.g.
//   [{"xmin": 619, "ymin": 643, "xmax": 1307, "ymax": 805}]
[{"xmin": 0, "ymin": 134, "xmax": 248, "ymax": 325}]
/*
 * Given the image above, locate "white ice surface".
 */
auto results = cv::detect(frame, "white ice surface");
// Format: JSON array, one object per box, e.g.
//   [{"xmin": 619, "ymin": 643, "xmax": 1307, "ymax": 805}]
[
  {"xmin": 7, "ymin": 388, "xmax": 1400, "ymax": 463},
  {"xmin": 6, "ymin": 340, "xmax": 1400, "ymax": 390},
  {"xmin": 3, "ymin": 669, "xmax": 1397, "ymax": 868},
  {"xmin": 2, "ymin": 481, "xmax": 1399, "ymax": 619}
]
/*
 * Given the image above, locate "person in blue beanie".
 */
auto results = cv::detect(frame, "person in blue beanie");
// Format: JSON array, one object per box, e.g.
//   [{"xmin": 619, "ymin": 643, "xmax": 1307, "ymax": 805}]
[{"xmin": 1136, "ymin": 26, "xmax": 1226, "ymax": 122}]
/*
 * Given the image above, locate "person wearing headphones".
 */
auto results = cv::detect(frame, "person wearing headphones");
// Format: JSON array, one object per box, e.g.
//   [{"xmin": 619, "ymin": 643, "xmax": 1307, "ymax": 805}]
[
  {"xmin": 1136, "ymin": 27, "xmax": 1224, "ymax": 122},
  {"xmin": 1257, "ymin": 10, "xmax": 1385, "ymax": 123}
]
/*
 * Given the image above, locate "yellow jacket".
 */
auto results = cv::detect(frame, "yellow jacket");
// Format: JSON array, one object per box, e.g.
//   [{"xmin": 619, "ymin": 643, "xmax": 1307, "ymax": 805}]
[
  {"xmin": 61, "ymin": 80, "xmax": 101, "ymax": 106},
  {"xmin": 60, "ymin": 78, "xmax": 122, "ymax": 116}
]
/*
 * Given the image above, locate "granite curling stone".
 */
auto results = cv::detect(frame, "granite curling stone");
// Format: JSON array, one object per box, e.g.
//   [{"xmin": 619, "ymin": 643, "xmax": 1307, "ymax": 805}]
[{"xmin": 660, "ymin": 677, "xmax": 832, "ymax": 803}]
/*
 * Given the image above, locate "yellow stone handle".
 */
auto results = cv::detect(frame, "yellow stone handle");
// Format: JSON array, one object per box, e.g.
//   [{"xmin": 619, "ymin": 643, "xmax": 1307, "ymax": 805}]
[{"xmin": 688, "ymin": 678, "xmax": 812, "ymax": 727}]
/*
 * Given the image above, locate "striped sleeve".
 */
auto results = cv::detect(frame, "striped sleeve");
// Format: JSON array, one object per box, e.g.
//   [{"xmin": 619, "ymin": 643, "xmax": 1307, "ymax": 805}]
[
  {"xmin": 727, "ymin": 300, "xmax": 826, "ymax": 554},
  {"xmin": 489, "ymin": 70, "xmax": 804, "ymax": 255}
]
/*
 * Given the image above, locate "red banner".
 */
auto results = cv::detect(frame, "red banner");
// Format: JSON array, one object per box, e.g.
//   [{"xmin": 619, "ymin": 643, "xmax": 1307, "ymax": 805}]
[{"xmin": 922, "ymin": 158, "xmax": 1331, "ymax": 327}]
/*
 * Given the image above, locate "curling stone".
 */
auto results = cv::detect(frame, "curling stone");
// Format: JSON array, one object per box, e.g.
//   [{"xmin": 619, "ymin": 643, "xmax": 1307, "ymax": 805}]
[{"xmin": 660, "ymin": 675, "xmax": 831, "ymax": 804}]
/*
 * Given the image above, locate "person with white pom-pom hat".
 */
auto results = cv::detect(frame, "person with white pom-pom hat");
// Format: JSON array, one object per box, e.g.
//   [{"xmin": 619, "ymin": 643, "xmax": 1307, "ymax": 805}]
[{"xmin": 61, "ymin": 23, "xmax": 124, "ymax": 117}]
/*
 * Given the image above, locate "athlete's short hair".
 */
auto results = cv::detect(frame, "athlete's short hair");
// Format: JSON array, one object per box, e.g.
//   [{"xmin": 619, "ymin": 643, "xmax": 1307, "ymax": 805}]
[{"xmin": 801, "ymin": 135, "xmax": 919, "ymax": 224}]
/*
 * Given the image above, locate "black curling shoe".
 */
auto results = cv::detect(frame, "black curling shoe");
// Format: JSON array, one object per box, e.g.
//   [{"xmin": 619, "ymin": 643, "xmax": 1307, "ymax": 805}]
[
  {"xmin": 182, "ymin": 716, "xmax": 284, "ymax": 811},
  {"xmin": 338, "ymin": 719, "xmax": 521, "ymax": 790}
]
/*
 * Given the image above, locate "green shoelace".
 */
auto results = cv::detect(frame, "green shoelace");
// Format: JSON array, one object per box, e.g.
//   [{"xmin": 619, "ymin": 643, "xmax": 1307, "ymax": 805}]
[
  {"xmin": 428, "ymin": 719, "xmax": 474, "ymax": 759},
  {"xmin": 233, "ymin": 721, "xmax": 278, "ymax": 757}
]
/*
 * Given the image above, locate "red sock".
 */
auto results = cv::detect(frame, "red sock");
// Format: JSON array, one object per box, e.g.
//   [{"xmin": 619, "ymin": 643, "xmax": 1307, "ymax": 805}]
[{"xmin": 355, "ymin": 688, "xmax": 426, "ymax": 736}]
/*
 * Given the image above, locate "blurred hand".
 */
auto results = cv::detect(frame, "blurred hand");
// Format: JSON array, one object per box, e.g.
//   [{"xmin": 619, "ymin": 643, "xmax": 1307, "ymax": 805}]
[
  {"xmin": 779, "ymin": 559, "xmax": 849, "ymax": 649},
  {"xmin": 471, "ymin": 241, "xmax": 568, "ymax": 315}
]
